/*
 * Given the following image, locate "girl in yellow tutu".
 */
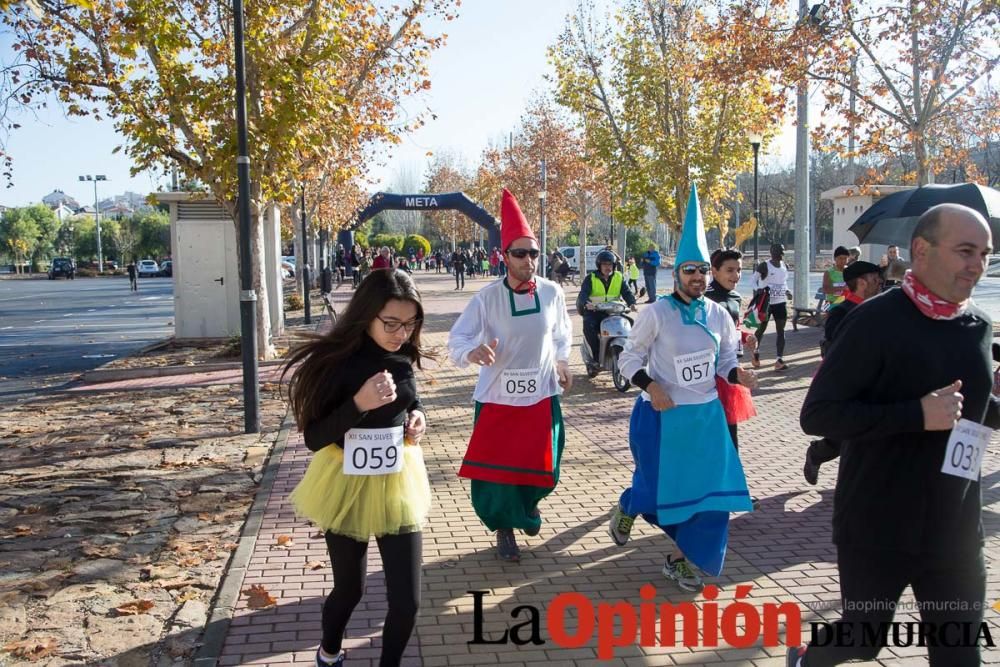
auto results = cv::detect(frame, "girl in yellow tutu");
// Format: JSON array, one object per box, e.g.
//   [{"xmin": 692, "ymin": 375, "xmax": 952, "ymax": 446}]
[{"xmin": 283, "ymin": 269, "xmax": 433, "ymax": 667}]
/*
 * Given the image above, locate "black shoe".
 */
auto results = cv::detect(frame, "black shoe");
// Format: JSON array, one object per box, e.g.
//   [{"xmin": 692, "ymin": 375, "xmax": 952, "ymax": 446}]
[
  {"xmin": 316, "ymin": 649, "xmax": 345, "ymax": 666},
  {"xmin": 496, "ymin": 528, "xmax": 520, "ymax": 562},
  {"xmin": 803, "ymin": 446, "xmax": 821, "ymax": 485},
  {"xmin": 751, "ymin": 496, "xmax": 761, "ymax": 510},
  {"xmin": 645, "ymin": 299, "xmax": 656, "ymax": 304}
]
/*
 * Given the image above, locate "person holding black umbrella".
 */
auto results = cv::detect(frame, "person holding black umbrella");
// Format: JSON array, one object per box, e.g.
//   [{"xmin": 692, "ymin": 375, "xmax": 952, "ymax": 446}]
[
  {"xmin": 787, "ymin": 203, "xmax": 999, "ymax": 667},
  {"xmin": 879, "ymin": 244, "xmax": 910, "ymax": 289}
]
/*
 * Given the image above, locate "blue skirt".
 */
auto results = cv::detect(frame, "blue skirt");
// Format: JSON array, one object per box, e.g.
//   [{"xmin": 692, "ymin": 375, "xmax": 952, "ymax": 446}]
[{"xmin": 620, "ymin": 398, "xmax": 752, "ymax": 576}]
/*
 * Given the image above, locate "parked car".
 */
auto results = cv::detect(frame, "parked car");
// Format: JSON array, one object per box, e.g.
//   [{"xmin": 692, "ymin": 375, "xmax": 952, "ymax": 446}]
[
  {"xmin": 137, "ymin": 259, "xmax": 160, "ymax": 277},
  {"xmin": 280, "ymin": 257, "xmax": 295, "ymax": 278},
  {"xmin": 48, "ymin": 257, "xmax": 76, "ymax": 280},
  {"xmin": 159, "ymin": 260, "xmax": 173, "ymax": 277},
  {"xmin": 104, "ymin": 260, "xmax": 119, "ymax": 271}
]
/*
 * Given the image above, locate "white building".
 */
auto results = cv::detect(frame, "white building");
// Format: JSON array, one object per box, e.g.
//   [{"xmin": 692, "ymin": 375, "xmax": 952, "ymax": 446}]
[{"xmin": 820, "ymin": 185, "xmax": 914, "ymax": 262}]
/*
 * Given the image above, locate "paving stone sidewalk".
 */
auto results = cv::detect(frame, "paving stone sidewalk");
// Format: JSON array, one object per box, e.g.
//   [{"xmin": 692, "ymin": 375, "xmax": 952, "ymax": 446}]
[{"xmin": 215, "ymin": 271, "xmax": 1000, "ymax": 667}]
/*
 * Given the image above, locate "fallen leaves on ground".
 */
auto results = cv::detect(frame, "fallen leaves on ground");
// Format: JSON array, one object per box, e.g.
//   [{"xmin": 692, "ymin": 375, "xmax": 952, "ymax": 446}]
[
  {"xmin": 3, "ymin": 637, "xmax": 58, "ymax": 661},
  {"xmin": 275, "ymin": 535, "xmax": 294, "ymax": 548},
  {"xmin": 114, "ymin": 600, "xmax": 155, "ymax": 616},
  {"xmin": 306, "ymin": 560, "xmax": 324, "ymax": 570},
  {"xmin": 244, "ymin": 584, "xmax": 277, "ymax": 609}
]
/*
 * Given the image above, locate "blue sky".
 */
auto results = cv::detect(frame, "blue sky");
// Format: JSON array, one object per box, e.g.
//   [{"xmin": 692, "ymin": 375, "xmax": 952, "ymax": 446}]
[{"xmin": 1, "ymin": 0, "xmax": 802, "ymax": 208}]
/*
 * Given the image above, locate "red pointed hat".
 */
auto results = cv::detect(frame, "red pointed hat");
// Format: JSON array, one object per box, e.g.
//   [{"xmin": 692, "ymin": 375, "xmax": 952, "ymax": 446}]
[{"xmin": 500, "ymin": 188, "xmax": 535, "ymax": 251}]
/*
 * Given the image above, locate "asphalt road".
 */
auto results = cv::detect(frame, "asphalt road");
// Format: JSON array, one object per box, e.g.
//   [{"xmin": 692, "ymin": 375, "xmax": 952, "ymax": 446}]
[
  {"xmin": 3, "ymin": 268, "xmax": 1000, "ymax": 404},
  {"xmin": 0, "ymin": 275, "xmax": 174, "ymax": 400}
]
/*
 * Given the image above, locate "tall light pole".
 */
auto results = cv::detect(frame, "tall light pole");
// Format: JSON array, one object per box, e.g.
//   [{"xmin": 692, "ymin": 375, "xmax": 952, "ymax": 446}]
[
  {"xmin": 79, "ymin": 175, "xmax": 107, "ymax": 272},
  {"xmin": 301, "ymin": 185, "xmax": 311, "ymax": 325},
  {"xmin": 233, "ymin": 0, "xmax": 260, "ymax": 434},
  {"xmin": 793, "ymin": 0, "xmax": 812, "ymax": 312},
  {"xmin": 792, "ymin": 0, "xmax": 826, "ymax": 312},
  {"xmin": 538, "ymin": 158, "xmax": 548, "ymax": 261},
  {"xmin": 748, "ymin": 132, "xmax": 762, "ymax": 263}
]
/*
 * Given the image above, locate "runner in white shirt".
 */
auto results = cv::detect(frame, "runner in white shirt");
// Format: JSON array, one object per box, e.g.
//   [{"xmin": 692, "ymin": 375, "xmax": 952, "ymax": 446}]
[
  {"xmin": 448, "ymin": 189, "xmax": 573, "ymax": 562},
  {"xmin": 751, "ymin": 243, "xmax": 791, "ymax": 371},
  {"xmin": 608, "ymin": 186, "xmax": 757, "ymax": 592}
]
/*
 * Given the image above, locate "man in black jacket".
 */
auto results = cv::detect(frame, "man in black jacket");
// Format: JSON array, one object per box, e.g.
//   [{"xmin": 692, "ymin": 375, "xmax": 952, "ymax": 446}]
[
  {"xmin": 788, "ymin": 204, "xmax": 999, "ymax": 667},
  {"xmin": 803, "ymin": 260, "xmax": 882, "ymax": 485}
]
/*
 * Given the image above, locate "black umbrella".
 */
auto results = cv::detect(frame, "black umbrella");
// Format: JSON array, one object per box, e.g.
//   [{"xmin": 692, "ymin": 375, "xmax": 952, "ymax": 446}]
[{"xmin": 848, "ymin": 183, "xmax": 1000, "ymax": 246}]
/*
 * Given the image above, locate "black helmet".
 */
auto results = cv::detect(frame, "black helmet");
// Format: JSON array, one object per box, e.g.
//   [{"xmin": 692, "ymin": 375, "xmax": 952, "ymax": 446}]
[{"xmin": 596, "ymin": 250, "xmax": 616, "ymax": 269}]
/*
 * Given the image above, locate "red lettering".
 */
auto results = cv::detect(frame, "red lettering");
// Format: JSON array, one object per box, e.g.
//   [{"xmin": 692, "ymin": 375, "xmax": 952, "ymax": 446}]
[
  {"xmin": 547, "ymin": 593, "xmax": 594, "ymax": 648},
  {"xmin": 597, "ymin": 602, "xmax": 637, "ymax": 659}
]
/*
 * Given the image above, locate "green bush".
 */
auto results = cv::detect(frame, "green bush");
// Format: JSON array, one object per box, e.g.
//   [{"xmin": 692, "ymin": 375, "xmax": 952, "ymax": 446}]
[
  {"xmin": 369, "ymin": 233, "xmax": 404, "ymax": 253},
  {"xmin": 626, "ymin": 231, "xmax": 658, "ymax": 261},
  {"xmin": 403, "ymin": 234, "xmax": 431, "ymax": 257}
]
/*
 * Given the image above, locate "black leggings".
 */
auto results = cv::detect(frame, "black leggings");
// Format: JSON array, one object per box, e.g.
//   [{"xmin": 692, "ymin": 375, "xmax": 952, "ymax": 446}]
[
  {"xmin": 805, "ymin": 546, "xmax": 985, "ymax": 666},
  {"xmin": 755, "ymin": 303, "xmax": 787, "ymax": 359},
  {"xmin": 322, "ymin": 531, "xmax": 422, "ymax": 667}
]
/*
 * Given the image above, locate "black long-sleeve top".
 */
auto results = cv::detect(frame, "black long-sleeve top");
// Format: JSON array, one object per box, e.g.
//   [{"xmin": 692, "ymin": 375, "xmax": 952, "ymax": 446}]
[
  {"xmin": 801, "ymin": 288, "xmax": 1000, "ymax": 556},
  {"xmin": 303, "ymin": 334, "xmax": 423, "ymax": 452},
  {"xmin": 818, "ymin": 300, "xmax": 856, "ymax": 358},
  {"xmin": 704, "ymin": 280, "xmax": 741, "ymax": 326}
]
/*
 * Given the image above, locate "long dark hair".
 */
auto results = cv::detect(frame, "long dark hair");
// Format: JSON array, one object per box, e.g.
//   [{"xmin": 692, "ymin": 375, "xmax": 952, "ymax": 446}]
[{"xmin": 283, "ymin": 269, "xmax": 432, "ymax": 430}]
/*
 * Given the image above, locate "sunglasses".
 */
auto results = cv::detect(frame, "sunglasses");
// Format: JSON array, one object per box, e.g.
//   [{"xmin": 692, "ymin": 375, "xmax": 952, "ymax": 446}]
[
  {"xmin": 507, "ymin": 248, "xmax": 540, "ymax": 259},
  {"xmin": 376, "ymin": 315, "xmax": 422, "ymax": 334},
  {"xmin": 679, "ymin": 264, "xmax": 710, "ymax": 275}
]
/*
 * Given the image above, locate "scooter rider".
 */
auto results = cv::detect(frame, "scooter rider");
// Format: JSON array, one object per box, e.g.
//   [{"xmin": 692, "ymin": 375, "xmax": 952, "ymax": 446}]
[{"xmin": 577, "ymin": 250, "xmax": 638, "ymax": 370}]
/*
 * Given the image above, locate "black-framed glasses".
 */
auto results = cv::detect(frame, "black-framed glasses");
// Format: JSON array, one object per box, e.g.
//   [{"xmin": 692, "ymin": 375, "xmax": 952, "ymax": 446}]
[
  {"xmin": 376, "ymin": 315, "xmax": 422, "ymax": 334},
  {"xmin": 679, "ymin": 264, "xmax": 710, "ymax": 275},
  {"xmin": 507, "ymin": 248, "xmax": 540, "ymax": 259}
]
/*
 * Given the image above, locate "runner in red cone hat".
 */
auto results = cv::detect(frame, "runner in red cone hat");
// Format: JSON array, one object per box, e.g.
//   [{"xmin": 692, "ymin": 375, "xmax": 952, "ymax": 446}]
[{"xmin": 447, "ymin": 188, "xmax": 573, "ymax": 561}]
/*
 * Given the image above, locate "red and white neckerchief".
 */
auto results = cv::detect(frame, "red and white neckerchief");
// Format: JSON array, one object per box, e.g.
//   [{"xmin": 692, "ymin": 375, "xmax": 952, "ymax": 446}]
[
  {"xmin": 512, "ymin": 279, "xmax": 537, "ymax": 297},
  {"xmin": 843, "ymin": 289, "xmax": 863, "ymax": 305},
  {"xmin": 901, "ymin": 270, "xmax": 967, "ymax": 320}
]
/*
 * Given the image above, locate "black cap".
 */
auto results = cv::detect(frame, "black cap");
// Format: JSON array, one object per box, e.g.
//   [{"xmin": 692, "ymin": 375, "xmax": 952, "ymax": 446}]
[{"xmin": 844, "ymin": 260, "xmax": 880, "ymax": 282}]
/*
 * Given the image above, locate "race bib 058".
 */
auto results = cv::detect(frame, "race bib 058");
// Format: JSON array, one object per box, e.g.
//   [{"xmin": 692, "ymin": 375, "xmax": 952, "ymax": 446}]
[{"xmin": 499, "ymin": 368, "xmax": 541, "ymax": 399}]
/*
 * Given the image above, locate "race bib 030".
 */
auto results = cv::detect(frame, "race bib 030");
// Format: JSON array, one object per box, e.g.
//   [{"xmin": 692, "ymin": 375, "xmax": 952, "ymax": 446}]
[{"xmin": 941, "ymin": 418, "xmax": 990, "ymax": 481}]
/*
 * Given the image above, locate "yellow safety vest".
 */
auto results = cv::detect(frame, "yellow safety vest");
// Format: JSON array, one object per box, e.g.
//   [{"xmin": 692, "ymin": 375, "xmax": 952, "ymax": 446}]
[{"xmin": 590, "ymin": 271, "xmax": 624, "ymax": 303}]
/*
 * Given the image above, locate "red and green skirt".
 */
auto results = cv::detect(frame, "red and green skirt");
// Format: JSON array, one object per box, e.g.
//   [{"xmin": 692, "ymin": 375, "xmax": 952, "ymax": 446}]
[{"xmin": 459, "ymin": 396, "xmax": 564, "ymax": 532}]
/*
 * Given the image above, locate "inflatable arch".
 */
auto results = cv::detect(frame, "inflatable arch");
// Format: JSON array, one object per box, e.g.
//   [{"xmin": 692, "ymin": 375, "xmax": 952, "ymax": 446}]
[{"xmin": 336, "ymin": 192, "xmax": 501, "ymax": 251}]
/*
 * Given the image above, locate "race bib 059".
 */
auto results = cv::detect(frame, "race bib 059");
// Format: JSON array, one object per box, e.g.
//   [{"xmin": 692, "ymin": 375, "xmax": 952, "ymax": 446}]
[{"xmin": 343, "ymin": 426, "xmax": 405, "ymax": 476}]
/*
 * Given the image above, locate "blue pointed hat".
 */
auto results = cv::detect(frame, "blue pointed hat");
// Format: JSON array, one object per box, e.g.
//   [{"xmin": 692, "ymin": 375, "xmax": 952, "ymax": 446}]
[{"xmin": 675, "ymin": 184, "xmax": 710, "ymax": 267}]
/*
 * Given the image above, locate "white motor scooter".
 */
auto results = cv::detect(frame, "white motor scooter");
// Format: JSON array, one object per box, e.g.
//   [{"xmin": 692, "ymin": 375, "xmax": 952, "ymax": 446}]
[{"xmin": 582, "ymin": 301, "xmax": 634, "ymax": 392}]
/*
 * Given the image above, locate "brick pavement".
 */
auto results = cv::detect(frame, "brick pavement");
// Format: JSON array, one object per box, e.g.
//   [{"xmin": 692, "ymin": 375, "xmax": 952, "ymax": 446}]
[{"xmin": 215, "ymin": 271, "xmax": 1000, "ymax": 666}]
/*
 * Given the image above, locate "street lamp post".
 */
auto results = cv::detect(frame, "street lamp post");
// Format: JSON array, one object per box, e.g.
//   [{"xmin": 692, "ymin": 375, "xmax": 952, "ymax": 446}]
[
  {"xmin": 79, "ymin": 174, "xmax": 107, "ymax": 272},
  {"xmin": 301, "ymin": 185, "xmax": 311, "ymax": 325},
  {"xmin": 233, "ymin": 0, "xmax": 260, "ymax": 434},
  {"xmin": 747, "ymin": 132, "xmax": 762, "ymax": 263},
  {"xmin": 538, "ymin": 158, "xmax": 548, "ymax": 262}
]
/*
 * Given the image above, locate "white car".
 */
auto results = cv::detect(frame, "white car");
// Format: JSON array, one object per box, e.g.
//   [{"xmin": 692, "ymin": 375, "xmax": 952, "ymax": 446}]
[{"xmin": 137, "ymin": 259, "xmax": 159, "ymax": 277}]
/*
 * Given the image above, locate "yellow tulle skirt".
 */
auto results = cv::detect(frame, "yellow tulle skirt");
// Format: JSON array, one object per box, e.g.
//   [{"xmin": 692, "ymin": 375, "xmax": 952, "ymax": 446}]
[{"xmin": 290, "ymin": 444, "xmax": 432, "ymax": 542}]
